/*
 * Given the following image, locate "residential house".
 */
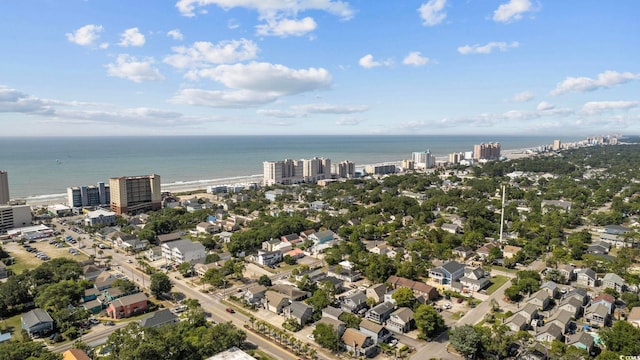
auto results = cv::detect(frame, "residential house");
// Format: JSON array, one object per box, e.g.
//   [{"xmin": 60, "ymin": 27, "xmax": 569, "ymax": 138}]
[
  {"xmin": 603, "ymin": 224, "xmax": 631, "ymax": 235},
  {"xmin": 548, "ymin": 309, "xmax": 573, "ymax": 333},
  {"xmin": 476, "ymin": 243, "xmax": 497, "ymax": 260},
  {"xmin": 566, "ymin": 288, "xmax": 589, "ymax": 306},
  {"xmin": 300, "ymin": 229, "xmax": 316, "ymax": 240},
  {"xmin": 83, "ymin": 288, "xmax": 101, "ymax": 302},
  {"xmin": 519, "ymin": 303, "xmax": 540, "ymax": 322},
  {"xmin": 429, "ymin": 261, "xmax": 465, "ymax": 285},
  {"xmin": 441, "ymin": 223, "xmax": 460, "ymax": 234},
  {"xmin": 255, "ymin": 250, "xmax": 282, "ymax": 267},
  {"xmin": 139, "ymin": 309, "xmax": 179, "ymax": 328},
  {"xmin": 62, "ymin": 349, "xmax": 91, "ymax": 360},
  {"xmin": 284, "ymin": 301, "xmax": 313, "ymax": 326},
  {"xmin": 107, "ymin": 292, "xmax": 148, "ymax": 319},
  {"xmin": 522, "ymin": 343, "xmax": 550, "ymax": 360},
  {"xmin": 503, "ymin": 245, "xmax": 522, "ymax": 259},
  {"xmin": 591, "ymin": 294, "xmax": 615, "ymax": 314},
  {"xmin": 535, "ymin": 323, "xmax": 564, "ymax": 343},
  {"xmin": 157, "ymin": 232, "xmax": 182, "ymax": 244},
  {"xmin": 262, "ymin": 238, "xmax": 281, "ymax": 252},
  {"xmin": 94, "ymin": 271, "xmax": 117, "ymax": 291},
  {"xmin": 21, "ymin": 309, "xmax": 54, "ymax": 337},
  {"xmin": 308, "ymin": 230, "xmax": 335, "ymax": 244},
  {"xmin": 366, "ymin": 284, "xmax": 388, "ymax": 305},
  {"xmin": 585, "ymin": 303, "xmax": 610, "ymax": 327},
  {"xmin": 541, "ymin": 200, "xmax": 572, "ymax": 213},
  {"xmin": 602, "ymin": 273, "xmax": 625, "ymax": 292},
  {"xmin": 529, "ymin": 290, "xmax": 552, "ymax": 310},
  {"xmin": 270, "ymin": 284, "xmax": 308, "ymax": 301},
  {"xmin": 82, "ymin": 264, "xmax": 103, "ymax": 282},
  {"xmin": 274, "ymin": 241, "xmax": 292, "ymax": 253},
  {"xmin": 576, "ymin": 268, "xmax": 597, "ymax": 287},
  {"xmin": 243, "ymin": 285, "xmax": 267, "ymax": 305},
  {"xmin": 387, "ymin": 307, "xmax": 414, "ymax": 333},
  {"xmin": 386, "ymin": 275, "xmax": 439, "ymax": 301},
  {"xmin": 540, "ymin": 281, "xmax": 559, "ymax": 299},
  {"xmin": 587, "ymin": 241, "xmax": 610, "ymax": 255},
  {"xmin": 196, "ymin": 222, "xmax": 218, "ymax": 234},
  {"xmin": 194, "ymin": 261, "xmax": 225, "ymax": 278},
  {"xmin": 285, "ymin": 248, "xmax": 305, "ymax": 260},
  {"xmin": 113, "ymin": 232, "xmax": 137, "ymax": 249},
  {"xmin": 556, "ymin": 264, "xmax": 576, "ymax": 283},
  {"xmin": 309, "ymin": 200, "xmax": 329, "ymax": 211},
  {"xmin": 453, "ymin": 246, "xmax": 474, "ymax": 259},
  {"xmin": 322, "ymin": 306, "xmax": 343, "ymax": 321},
  {"xmin": 82, "ymin": 299, "xmax": 103, "ymax": 314},
  {"xmin": 146, "ymin": 247, "xmax": 163, "ymax": 262},
  {"xmin": 263, "ymin": 291, "xmax": 289, "ymax": 314},
  {"xmin": 341, "ymin": 328, "xmax": 377, "ymax": 358},
  {"xmin": 217, "ymin": 231, "xmax": 233, "ymax": 243},
  {"xmin": 120, "ymin": 238, "xmax": 150, "ymax": 252},
  {"xmin": 505, "ymin": 313, "xmax": 529, "ymax": 332},
  {"xmin": 369, "ymin": 243, "xmax": 391, "ymax": 256},
  {"xmin": 281, "ymin": 233, "xmax": 302, "ymax": 244},
  {"xmin": 459, "ymin": 267, "xmax": 490, "ymax": 292},
  {"xmin": 359, "ymin": 319, "xmax": 392, "ymax": 344},
  {"xmin": 162, "ymin": 239, "xmax": 207, "ymax": 264},
  {"xmin": 566, "ymin": 332, "xmax": 595, "ymax": 354},
  {"xmin": 341, "ymin": 291, "xmax": 368, "ymax": 314},
  {"xmin": 317, "ymin": 317, "xmax": 346, "ymax": 337},
  {"xmin": 627, "ymin": 307, "xmax": 640, "ymax": 328},
  {"xmin": 365, "ymin": 301, "xmax": 395, "ymax": 324},
  {"xmin": 558, "ymin": 296, "xmax": 584, "ymax": 318},
  {"xmin": 327, "ymin": 265, "xmax": 361, "ymax": 283}
]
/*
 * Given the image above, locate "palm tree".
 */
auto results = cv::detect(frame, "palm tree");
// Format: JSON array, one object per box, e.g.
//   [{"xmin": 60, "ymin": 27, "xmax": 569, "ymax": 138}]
[{"xmin": 249, "ymin": 316, "xmax": 256, "ymax": 330}]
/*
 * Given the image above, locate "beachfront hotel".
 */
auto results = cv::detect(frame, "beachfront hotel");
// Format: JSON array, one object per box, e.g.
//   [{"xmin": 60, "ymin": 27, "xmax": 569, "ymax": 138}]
[
  {"xmin": 412, "ymin": 150, "xmax": 436, "ymax": 169},
  {"xmin": 473, "ymin": 142, "xmax": 501, "ymax": 160},
  {"xmin": 263, "ymin": 157, "xmax": 331, "ymax": 186},
  {"xmin": 109, "ymin": 174, "xmax": 161, "ymax": 215},
  {"xmin": 67, "ymin": 182, "xmax": 110, "ymax": 208},
  {"xmin": 0, "ymin": 171, "xmax": 9, "ymax": 205}
]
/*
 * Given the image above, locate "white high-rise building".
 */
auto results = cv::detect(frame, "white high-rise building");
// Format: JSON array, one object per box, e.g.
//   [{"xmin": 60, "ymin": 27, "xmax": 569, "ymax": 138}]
[
  {"xmin": 412, "ymin": 150, "xmax": 436, "ymax": 169},
  {"xmin": 263, "ymin": 157, "xmax": 332, "ymax": 185},
  {"xmin": 333, "ymin": 160, "xmax": 355, "ymax": 178},
  {"xmin": 0, "ymin": 171, "xmax": 9, "ymax": 205}
]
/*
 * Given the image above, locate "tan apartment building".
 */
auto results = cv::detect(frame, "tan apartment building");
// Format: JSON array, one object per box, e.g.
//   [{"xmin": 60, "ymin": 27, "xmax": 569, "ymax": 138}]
[{"xmin": 109, "ymin": 174, "xmax": 161, "ymax": 215}]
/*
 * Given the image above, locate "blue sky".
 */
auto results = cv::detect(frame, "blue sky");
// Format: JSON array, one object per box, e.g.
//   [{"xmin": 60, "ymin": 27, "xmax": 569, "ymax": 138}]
[{"xmin": 0, "ymin": 0, "xmax": 638, "ymax": 136}]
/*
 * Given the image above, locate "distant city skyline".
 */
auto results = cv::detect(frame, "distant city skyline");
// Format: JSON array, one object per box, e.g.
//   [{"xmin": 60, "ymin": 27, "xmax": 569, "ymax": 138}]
[{"xmin": 0, "ymin": 1, "xmax": 638, "ymax": 136}]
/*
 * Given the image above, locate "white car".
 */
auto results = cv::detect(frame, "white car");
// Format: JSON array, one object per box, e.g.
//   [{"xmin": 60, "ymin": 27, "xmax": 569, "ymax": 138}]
[
  {"xmin": 443, "ymin": 303, "xmax": 452, "ymax": 309},
  {"xmin": 307, "ymin": 334, "xmax": 315, "ymax": 340}
]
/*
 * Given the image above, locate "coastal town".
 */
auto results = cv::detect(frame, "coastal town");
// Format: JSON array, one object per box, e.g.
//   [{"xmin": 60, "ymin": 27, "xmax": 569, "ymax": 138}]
[{"xmin": 1, "ymin": 135, "xmax": 640, "ymax": 360}]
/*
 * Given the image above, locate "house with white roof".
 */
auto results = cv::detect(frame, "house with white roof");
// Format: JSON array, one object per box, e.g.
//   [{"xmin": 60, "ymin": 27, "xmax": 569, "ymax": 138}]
[{"xmin": 161, "ymin": 239, "xmax": 206, "ymax": 264}]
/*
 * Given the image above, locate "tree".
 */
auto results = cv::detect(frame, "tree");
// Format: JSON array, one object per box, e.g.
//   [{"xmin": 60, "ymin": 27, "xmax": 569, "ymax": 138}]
[
  {"xmin": 504, "ymin": 285, "xmax": 521, "ymax": 302},
  {"xmin": 449, "ymin": 325, "xmax": 483, "ymax": 358},
  {"xmin": 177, "ymin": 262, "xmax": 193, "ymax": 277},
  {"xmin": 391, "ymin": 287, "xmax": 415, "ymax": 308},
  {"xmin": 313, "ymin": 323, "xmax": 339, "ymax": 351},
  {"xmin": 258, "ymin": 274, "xmax": 272, "ymax": 287},
  {"xmin": 0, "ymin": 340, "xmax": 62, "ymax": 360},
  {"xmin": 414, "ymin": 304, "xmax": 445, "ymax": 339},
  {"xmin": 283, "ymin": 254, "xmax": 296, "ymax": 265},
  {"xmin": 338, "ymin": 312, "xmax": 362, "ymax": 329},
  {"xmin": 599, "ymin": 320, "xmax": 640, "ymax": 356},
  {"xmin": 112, "ymin": 279, "xmax": 137, "ymax": 294},
  {"xmin": 150, "ymin": 272, "xmax": 172, "ymax": 298},
  {"xmin": 307, "ymin": 288, "xmax": 331, "ymax": 312}
]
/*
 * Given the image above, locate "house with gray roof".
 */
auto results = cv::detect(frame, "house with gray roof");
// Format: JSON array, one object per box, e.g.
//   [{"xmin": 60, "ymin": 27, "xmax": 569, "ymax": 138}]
[
  {"xmin": 587, "ymin": 241, "xmax": 610, "ymax": 255},
  {"xmin": 366, "ymin": 284, "xmax": 388, "ymax": 305},
  {"xmin": 529, "ymin": 290, "xmax": 552, "ymax": 310},
  {"xmin": 567, "ymin": 332, "xmax": 595, "ymax": 353},
  {"xmin": 540, "ymin": 281, "xmax": 559, "ymax": 299},
  {"xmin": 459, "ymin": 267, "xmax": 490, "ymax": 291},
  {"xmin": 535, "ymin": 323, "xmax": 564, "ymax": 343},
  {"xmin": 505, "ymin": 313, "xmax": 529, "ymax": 332},
  {"xmin": 585, "ymin": 303, "xmax": 610, "ymax": 327},
  {"xmin": 558, "ymin": 296, "xmax": 583, "ymax": 318},
  {"xmin": 270, "ymin": 284, "xmax": 308, "ymax": 301},
  {"xmin": 602, "ymin": 273, "xmax": 625, "ymax": 292},
  {"xmin": 322, "ymin": 306, "xmax": 344, "ymax": 321},
  {"xmin": 263, "ymin": 291, "xmax": 289, "ymax": 314},
  {"xmin": 308, "ymin": 230, "xmax": 335, "ymax": 244},
  {"xmin": 284, "ymin": 301, "xmax": 313, "ymax": 325},
  {"xmin": 429, "ymin": 261, "xmax": 465, "ymax": 285},
  {"xmin": 139, "ymin": 309, "xmax": 179, "ymax": 328},
  {"xmin": 21, "ymin": 309, "xmax": 54, "ymax": 337},
  {"xmin": 341, "ymin": 328, "xmax": 377, "ymax": 358},
  {"xmin": 519, "ymin": 303, "xmax": 539, "ymax": 321},
  {"xmin": 576, "ymin": 268, "xmax": 597, "ymax": 287},
  {"xmin": 365, "ymin": 301, "xmax": 395, "ymax": 324},
  {"xmin": 243, "ymin": 285, "xmax": 267, "ymax": 305},
  {"xmin": 566, "ymin": 288, "xmax": 589, "ymax": 306},
  {"xmin": 316, "ymin": 317, "xmax": 346, "ymax": 337},
  {"xmin": 359, "ymin": 319, "xmax": 391, "ymax": 344},
  {"xmin": 341, "ymin": 291, "xmax": 368, "ymax": 313},
  {"xmin": 387, "ymin": 307, "xmax": 414, "ymax": 333},
  {"xmin": 549, "ymin": 309, "xmax": 573, "ymax": 333}
]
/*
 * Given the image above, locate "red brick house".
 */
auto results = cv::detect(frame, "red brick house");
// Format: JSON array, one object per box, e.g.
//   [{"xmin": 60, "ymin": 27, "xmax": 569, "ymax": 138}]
[{"xmin": 107, "ymin": 293, "xmax": 148, "ymax": 319}]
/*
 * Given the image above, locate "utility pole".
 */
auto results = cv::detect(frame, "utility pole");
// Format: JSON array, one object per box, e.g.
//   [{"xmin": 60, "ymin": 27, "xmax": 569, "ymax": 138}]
[{"xmin": 499, "ymin": 184, "xmax": 506, "ymax": 243}]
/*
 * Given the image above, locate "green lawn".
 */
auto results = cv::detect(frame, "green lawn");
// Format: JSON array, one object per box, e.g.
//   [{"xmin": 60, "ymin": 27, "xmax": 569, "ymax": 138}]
[
  {"xmin": 1, "ymin": 314, "xmax": 25, "ymax": 341},
  {"xmin": 486, "ymin": 275, "xmax": 510, "ymax": 295}
]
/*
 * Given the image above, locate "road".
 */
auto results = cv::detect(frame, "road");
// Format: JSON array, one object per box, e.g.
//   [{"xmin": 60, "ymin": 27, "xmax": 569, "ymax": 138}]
[{"xmin": 53, "ymin": 219, "xmax": 303, "ymax": 360}]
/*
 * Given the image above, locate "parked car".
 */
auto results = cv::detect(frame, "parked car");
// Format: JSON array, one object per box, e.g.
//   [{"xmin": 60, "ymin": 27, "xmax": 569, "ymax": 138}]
[
  {"xmin": 104, "ymin": 321, "xmax": 115, "ymax": 326},
  {"xmin": 457, "ymin": 298, "xmax": 464, "ymax": 303},
  {"xmin": 225, "ymin": 308, "xmax": 235, "ymax": 314}
]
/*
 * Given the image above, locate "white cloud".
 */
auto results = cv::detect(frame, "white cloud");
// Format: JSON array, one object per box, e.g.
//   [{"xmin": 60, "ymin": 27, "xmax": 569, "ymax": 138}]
[
  {"xmin": 336, "ymin": 117, "xmax": 363, "ymax": 125},
  {"xmin": 164, "ymin": 39, "xmax": 259, "ymax": 69},
  {"xmin": 403, "ymin": 52, "xmax": 430, "ymax": 66},
  {"xmin": 0, "ymin": 86, "xmax": 50, "ymax": 113},
  {"xmin": 169, "ymin": 88, "xmax": 279, "ymax": 108},
  {"xmin": 536, "ymin": 101, "xmax": 555, "ymax": 111},
  {"xmin": 493, "ymin": 0, "xmax": 535, "ymax": 23},
  {"xmin": 167, "ymin": 29, "xmax": 184, "ymax": 40},
  {"xmin": 118, "ymin": 28, "xmax": 146, "ymax": 47},
  {"xmin": 192, "ymin": 62, "xmax": 332, "ymax": 95},
  {"xmin": 551, "ymin": 70, "xmax": 640, "ymax": 96},
  {"xmin": 228, "ymin": 19, "xmax": 240, "ymax": 29},
  {"xmin": 256, "ymin": 17, "xmax": 317, "ymax": 37},
  {"xmin": 510, "ymin": 91, "xmax": 534, "ymax": 102},
  {"xmin": 256, "ymin": 109, "xmax": 299, "ymax": 118},
  {"xmin": 175, "ymin": 0, "xmax": 355, "ymax": 20},
  {"xmin": 458, "ymin": 41, "xmax": 519, "ymax": 55},
  {"xmin": 418, "ymin": 0, "xmax": 447, "ymax": 26},
  {"xmin": 581, "ymin": 100, "xmax": 639, "ymax": 115},
  {"xmin": 106, "ymin": 55, "xmax": 165, "ymax": 82},
  {"xmin": 66, "ymin": 24, "xmax": 103, "ymax": 46},
  {"xmin": 358, "ymin": 54, "xmax": 393, "ymax": 69},
  {"xmin": 293, "ymin": 103, "xmax": 369, "ymax": 114}
]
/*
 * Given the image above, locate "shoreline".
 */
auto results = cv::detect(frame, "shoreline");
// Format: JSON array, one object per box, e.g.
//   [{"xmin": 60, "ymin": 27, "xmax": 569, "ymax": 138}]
[{"xmin": 23, "ymin": 146, "xmax": 539, "ymax": 207}]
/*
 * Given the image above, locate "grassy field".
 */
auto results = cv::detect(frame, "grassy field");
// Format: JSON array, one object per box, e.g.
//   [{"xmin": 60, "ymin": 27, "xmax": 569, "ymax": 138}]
[
  {"xmin": 1, "ymin": 314, "xmax": 25, "ymax": 341},
  {"xmin": 486, "ymin": 275, "xmax": 510, "ymax": 295},
  {"xmin": 5, "ymin": 240, "xmax": 89, "ymax": 275}
]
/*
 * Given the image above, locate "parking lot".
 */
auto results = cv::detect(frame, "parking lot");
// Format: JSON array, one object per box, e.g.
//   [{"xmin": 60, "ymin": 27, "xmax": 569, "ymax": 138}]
[{"xmin": 4, "ymin": 238, "xmax": 90, "ymax": 273}]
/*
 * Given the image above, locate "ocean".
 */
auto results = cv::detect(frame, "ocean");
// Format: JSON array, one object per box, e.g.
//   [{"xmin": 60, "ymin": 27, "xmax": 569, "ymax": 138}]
[{"xmin": 0, "ymin": 135, "xmax": 579, "ymax": 200}]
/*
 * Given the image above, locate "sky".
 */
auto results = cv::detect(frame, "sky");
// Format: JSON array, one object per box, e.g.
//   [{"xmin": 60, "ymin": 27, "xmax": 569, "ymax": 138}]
[{"xmin": 0, "ymin": 0, "xmax": 639, "ymax": 136}]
